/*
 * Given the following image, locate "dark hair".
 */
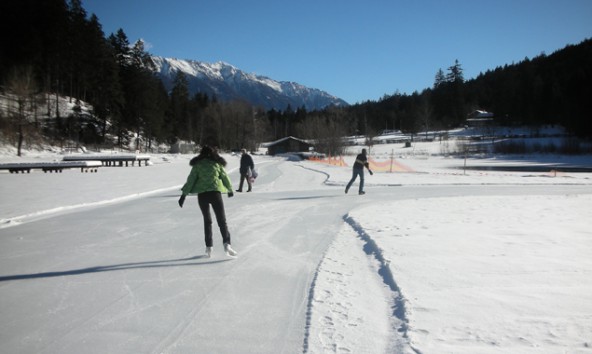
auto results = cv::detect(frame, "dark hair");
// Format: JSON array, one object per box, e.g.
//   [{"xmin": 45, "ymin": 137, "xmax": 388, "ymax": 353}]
[{"xmin": 190, "ymin": 145, "xmax": 227, "ymax": 166}]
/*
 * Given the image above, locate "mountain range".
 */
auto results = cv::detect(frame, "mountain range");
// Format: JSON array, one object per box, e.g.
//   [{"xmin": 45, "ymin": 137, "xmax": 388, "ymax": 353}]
[{"xmin": 151, "ymin": 56, "xmax": 349, "ymax": 111}]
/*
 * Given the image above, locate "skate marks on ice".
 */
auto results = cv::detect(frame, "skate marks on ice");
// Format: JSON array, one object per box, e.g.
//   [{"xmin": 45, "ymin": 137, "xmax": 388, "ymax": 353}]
[{"xmin": 303, "ymin": 218, "xmax": 418, "ymax": 354}]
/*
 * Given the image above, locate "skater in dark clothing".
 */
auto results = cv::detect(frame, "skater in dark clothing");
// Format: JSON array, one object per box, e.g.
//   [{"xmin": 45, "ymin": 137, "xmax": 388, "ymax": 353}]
[
  {"xmin": 236, "ymin": 149, "xmax": 255, "ymax": 192},
  {"xmin": 345, "ymin": 148, "xmax": 373, "ymax": 195},
  {"xmin": 178, "ymin": 145, "xmax": 237, "ymax": 257}
]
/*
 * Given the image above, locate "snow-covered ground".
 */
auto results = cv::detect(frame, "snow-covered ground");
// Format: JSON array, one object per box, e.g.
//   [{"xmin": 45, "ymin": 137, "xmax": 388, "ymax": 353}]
[{"xmin": 1, "ymin": 141, "xmax": 591, "ymax": 354}]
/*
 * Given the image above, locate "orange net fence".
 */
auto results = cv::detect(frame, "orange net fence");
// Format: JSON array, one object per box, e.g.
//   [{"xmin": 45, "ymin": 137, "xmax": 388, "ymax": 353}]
[
  {"xmin": 368, "ymin": 157, "xmax": 414, "ymax": 172},
  {"xmin": 309, "ymin": 155, "xmax": 414, "ymax": 172},
  {"xmin": 308, "ymin": 155, "xmax": 349, "ymax": 167}
]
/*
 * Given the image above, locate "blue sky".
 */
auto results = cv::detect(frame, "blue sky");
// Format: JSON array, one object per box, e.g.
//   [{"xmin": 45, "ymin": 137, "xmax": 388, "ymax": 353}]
[{"xmin": 84, "ymin": 0, "xmax": 592, "ymax": 105}]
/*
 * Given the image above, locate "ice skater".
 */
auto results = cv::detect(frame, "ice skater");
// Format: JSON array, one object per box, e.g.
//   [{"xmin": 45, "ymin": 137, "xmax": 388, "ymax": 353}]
[
  {"xmin": 345, "ymin": 148, "xmax": 373, "ymax": 195},
  {"xmin": 236, "ymin": 148, "xmax": 255, "ymax": 192},
  {"xmin": 178, "ymin": 145, "xmax": 237, "ymax": 257}
]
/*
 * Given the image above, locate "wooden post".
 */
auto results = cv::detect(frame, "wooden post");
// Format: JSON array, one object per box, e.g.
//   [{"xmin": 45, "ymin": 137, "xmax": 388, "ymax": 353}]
[{"xmin": 390, "ymin": 149, "xmax": 394, "ymax": 173}]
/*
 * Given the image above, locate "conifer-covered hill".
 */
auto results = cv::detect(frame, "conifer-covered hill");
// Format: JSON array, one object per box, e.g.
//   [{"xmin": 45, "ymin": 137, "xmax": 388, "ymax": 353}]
[{"xmin": 349, "ymin": 38, "xmax": 592, "ymax": 137}]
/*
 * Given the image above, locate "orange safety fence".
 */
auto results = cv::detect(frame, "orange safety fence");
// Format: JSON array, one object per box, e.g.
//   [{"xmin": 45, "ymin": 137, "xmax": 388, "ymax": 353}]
[
  {"xmin": 368, "ymin": 157, "xmax": 415, "ymax": 172},
  {"xmin": 309, "ymin": 155, "xmax": 414, "ymax": 172},
  {"xmin": 308, "ymin": 155, "xmax": 349, "ymax": 167}
]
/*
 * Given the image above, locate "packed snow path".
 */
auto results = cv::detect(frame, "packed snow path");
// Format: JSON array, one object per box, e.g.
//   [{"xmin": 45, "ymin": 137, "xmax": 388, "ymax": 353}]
[{"xmin": 1, "ymin": 157, "xmax": 590, "ymax": 353}]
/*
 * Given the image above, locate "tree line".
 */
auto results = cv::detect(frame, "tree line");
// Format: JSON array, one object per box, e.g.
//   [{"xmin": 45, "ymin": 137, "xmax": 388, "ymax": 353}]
[
  {"xmin": 0, "ymin": 0, "xmax": 267, "ymax": 153},
  {"xmin": 347, "ymin": 40, "xmax": 592, "ymax": 139},
  {"xmin": 1, "ymin": 0, "xmax": 590, "ymax": 158},
  {"xmin": 277, "ymin": 39, "xmax": 592, "ymax": 151}
]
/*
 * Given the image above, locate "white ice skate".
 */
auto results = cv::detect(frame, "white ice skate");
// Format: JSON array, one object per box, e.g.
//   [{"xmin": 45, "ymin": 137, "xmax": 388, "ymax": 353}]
[{"xmin": 224, "ymin": 243, "xmax": 237, "ymax": 257}]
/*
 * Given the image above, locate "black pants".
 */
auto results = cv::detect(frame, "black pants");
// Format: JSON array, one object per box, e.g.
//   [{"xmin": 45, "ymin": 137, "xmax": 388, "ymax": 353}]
[
  {"xmin": 197, "ymin": 191, "xmax": 230, "ymax": 247},
  {"xmin": 346, "ymin": 168, "xmax": 364, "ymax": 193},
  {"xmin": 238, "ymin": 172, "xmax": 252, "ymax": 192}
]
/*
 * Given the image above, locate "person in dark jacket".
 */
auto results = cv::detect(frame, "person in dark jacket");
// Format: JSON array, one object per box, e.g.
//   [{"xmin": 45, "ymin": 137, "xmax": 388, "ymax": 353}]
[
  {"xmin": 345, "ymin": 148, "xmax": 373, "ymax": 195},
  {"xmin": 178, "ymin": 145, "xmax": 237, "ymax": 257},
  {"xmin": 236, "ymin": 149, "xmax": 255, "ymax": 192}
]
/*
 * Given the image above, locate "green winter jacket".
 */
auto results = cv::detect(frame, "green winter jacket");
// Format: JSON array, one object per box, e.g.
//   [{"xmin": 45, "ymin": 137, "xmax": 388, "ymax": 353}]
[{"xmin": 181, "ymin": 158, "xmax": 233, "ymax": 196}]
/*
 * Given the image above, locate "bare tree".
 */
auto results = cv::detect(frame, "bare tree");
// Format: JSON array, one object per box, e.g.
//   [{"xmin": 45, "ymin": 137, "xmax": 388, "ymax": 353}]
[
  {"xmin": 419, "ymin": 99, "xmax": 433, "ymax": 141},
  {"xmin": 7, "ymin": 66, "xmax": 37, "ymax": 156},
  {"xmin": 365, "ymin": 128, "xmax": 379, "ymax": 155},
  {"xmin": 302, "ymin": 108, "xmax": 347, "ymax": 156},
  {"xmin": 221, "ymin": 100, "xmax": 255, "ymax": 150}
]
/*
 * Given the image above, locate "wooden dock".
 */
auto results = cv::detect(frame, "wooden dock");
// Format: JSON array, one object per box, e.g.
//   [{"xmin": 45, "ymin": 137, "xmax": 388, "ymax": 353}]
[{"xmin": 0, "ymin": 161, "xmax": 103, "ymax": 173}]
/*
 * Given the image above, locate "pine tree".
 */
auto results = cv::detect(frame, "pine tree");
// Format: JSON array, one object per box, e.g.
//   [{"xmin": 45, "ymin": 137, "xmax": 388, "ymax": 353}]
[
  {"xmin": 169, "ymin": 71, "xmax": 191, "ymax": 141},
  {"xmin": 130, "ymin": 39, "xmax": 156, "ymax": 71},
  {"xmin": 109, "ymin": 29, "xmax": 131, "ymax": 67},
  {"xmin": 434, "ymin": 68, "xmax": 446, "ymax": 88},
  {"xmin": 65, "ymin": 0, "xmax": 89, "ymax": 100},
  {"xmin": 446, "ymin": 59, "xmax": 464, "ymax": 83},
  {"xmin": 87, "ymin": 15, "xmax": 124, "ymax": 143},
  {"xmin": 6, "ymin": 66, "xmax": 37, "ymax": 156}
]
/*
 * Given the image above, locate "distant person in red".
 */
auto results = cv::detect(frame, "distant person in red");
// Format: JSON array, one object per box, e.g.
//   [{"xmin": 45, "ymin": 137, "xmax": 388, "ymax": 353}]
[
  {"xmin": 345, "ymin": 148, "xmax": 373, "ymax": 195},
  {"xmin": 236, "ymin": 149, "xmax": 255, "ymax": 192}
]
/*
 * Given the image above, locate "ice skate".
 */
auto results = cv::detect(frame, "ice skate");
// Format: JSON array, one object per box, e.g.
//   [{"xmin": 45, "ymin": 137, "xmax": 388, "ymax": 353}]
[{"xmin": 224, "ymin": 243, "xmax": 237, "ymax": 257}]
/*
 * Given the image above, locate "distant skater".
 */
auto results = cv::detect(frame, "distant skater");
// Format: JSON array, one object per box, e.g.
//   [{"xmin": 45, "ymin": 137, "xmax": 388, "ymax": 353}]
[
  {"xmin": 236, "ymin": 149, "xmax": 255, "ymax": 192},
  {"xmin": 345, "ymin": 148, "xmax": 373, "ymax": 195},
  {"xmin": 178, "ymin": 145, "xmax": 237, "ymax": 257}
]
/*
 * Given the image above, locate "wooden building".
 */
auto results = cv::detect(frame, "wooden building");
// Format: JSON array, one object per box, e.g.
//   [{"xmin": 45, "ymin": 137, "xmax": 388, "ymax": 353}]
[
  {"xmin": 265, "ymin": 136, "xmax": 313, "ymax": 156},
  {"xmin": 466, "ymin": 110, "xmax": 494, "ymax": 127}
]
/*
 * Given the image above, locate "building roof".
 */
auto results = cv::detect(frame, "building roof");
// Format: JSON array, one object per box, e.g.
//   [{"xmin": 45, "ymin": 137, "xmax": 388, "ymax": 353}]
[
  {"xmin": 263, "ymin": 136, "xmax": 312, "ymax": 147},
  {"xmin": 467, "ymin": 110, "xmax": 494, "ymax": 118}
]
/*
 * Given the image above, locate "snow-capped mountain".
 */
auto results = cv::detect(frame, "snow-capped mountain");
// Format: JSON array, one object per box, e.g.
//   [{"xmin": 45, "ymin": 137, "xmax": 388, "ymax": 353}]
[{"xmin": 151, "ymin": 56, "xmax": 348, "ymax": 111}]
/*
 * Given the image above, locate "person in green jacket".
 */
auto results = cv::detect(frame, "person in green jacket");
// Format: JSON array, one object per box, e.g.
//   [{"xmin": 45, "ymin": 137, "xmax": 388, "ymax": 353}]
[{"xmin": 178, "ymin": 145, "xmax": 237, "ymax": 257}]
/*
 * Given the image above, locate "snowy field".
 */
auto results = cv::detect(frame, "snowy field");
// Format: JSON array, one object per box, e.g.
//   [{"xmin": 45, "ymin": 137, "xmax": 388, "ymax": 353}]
[{"xmin": 1, "ymin": 141, "xmax": 591, "ymax": 354}]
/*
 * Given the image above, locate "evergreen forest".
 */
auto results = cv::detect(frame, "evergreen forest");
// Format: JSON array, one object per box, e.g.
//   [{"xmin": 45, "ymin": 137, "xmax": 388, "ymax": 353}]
[{"xmin": 1, "ymin": 0, "xmax": 591, "ymax": 156}]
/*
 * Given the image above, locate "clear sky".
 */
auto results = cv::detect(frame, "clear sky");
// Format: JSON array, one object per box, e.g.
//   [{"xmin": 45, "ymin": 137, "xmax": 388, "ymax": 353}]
[{"xmin": 83, "ymin": 0, "xmax": 592, "ymax": 104}]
